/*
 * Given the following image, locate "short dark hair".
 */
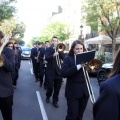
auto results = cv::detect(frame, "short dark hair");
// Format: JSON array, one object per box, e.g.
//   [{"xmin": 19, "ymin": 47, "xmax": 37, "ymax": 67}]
[
  {"xmin": 45, "ymin": 41, "xmax": 49, "ymax": 44},
  {"xmin": 14, "ymin": 42, "xmax": 18, "ymax": 44},
  {"xmin": 52, "ymin": 36, "xmax": 58, "ymax": 39},
  {"xmin": 38, "ymin": 42, "xmax": 42, "ymax": 45},
  {"xmin": 68, "ymin": 40, "xmax": 86, "ymax": 56},
  {"xmin": 0, "ymin": 30, "xmax": 4, "ymax": 39}
]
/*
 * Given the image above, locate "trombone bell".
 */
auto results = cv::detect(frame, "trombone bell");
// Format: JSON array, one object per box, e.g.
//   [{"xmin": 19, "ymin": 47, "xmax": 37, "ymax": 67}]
[
  {"xmin": 86, "ymin": 59, "xmax": 102, "ymax": 73},
  {"xmin": 0, "ymin": 56, "xmax": 5, "ymax": 67},
  {"xmin": 56, "ymin": 43, "xmax": 66, "ymax": 52}
]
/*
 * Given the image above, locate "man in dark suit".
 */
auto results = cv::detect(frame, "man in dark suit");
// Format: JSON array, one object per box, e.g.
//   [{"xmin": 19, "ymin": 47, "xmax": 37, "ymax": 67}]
[
  {"xmin": 45, "ymin": 36, "xmax": 65, "ymax": 108},
  {"xmin": 38, "ymin": 41, "xmax": 50, "ymax": 88},
  {"xmin": 30, "ymin": 41, "xmax": 40, "ymax": 81},
  {"xmin": 0, "ymin": 30, "xmax": 15, "ymax": 120}
]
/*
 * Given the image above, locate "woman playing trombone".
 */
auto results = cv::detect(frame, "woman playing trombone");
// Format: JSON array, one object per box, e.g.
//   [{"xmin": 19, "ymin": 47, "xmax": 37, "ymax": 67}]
[{"xmin": 61, "ymin": 40, "xmax": 89, "ymax": 120}]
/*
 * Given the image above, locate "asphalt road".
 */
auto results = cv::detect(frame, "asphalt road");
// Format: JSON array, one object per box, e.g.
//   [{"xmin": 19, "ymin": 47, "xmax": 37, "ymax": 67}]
[{"xmin": 0, "ymin": 60, "xmax": 100, "ymax": 120}]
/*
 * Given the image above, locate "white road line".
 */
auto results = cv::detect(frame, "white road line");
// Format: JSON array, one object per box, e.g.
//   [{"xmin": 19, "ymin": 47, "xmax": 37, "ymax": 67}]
[
  {"xmin": 36, "ymin": 91, "xmax": 48, "ymax": 120},
  {"xmin": 30, "ymin": 68, "xmax": 33, "ymax": 74}
]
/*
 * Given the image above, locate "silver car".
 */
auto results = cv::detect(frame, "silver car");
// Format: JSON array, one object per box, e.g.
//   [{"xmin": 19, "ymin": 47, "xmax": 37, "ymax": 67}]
[{"xmin": 21, "ymin": 47, "xmax": 31, "ymax": 59}]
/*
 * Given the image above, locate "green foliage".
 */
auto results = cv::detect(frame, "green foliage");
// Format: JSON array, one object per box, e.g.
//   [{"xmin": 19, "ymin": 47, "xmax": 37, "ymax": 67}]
[
  {"xmin": 0, "ymin": 17, "xmax": 16, "ymax": 36},
  {"xmin": 99, "ymin": 54, "xmax": 105, "ymax": 62},
  {"xmin": 28, "ymin": 21, "xmax": 72, "ymax": 46},
  {"xmin": 18, "ymin": 39, "xmax": 25, "ymax": 46},
  {"xmin": 40, "ymin": 21, "xmax": 72, "ymax": 42},
  {"xmin": 82, "ymin": 0, "xmax": 120, "ymax": 58},
  {"xmin": 11, "ymin": 21, "xmax": 26, "ymax": 39},
  {"xmin": 82, "ymin": 0, "xmax": 120, "ymax": 36},
  {"xmin": 0, "ymin": 0, "xmax": 16, "ymax": 22}
]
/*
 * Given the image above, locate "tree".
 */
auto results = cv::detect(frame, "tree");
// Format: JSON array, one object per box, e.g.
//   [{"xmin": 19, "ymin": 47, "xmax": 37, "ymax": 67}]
[
  {"xmin": 18, "ymin": 39, "xmax": 25, "ymax": 46},
  {"xmin": 0, "ymin": 0, "xmax": 16, "ymax": 22},
  {"xmin": 0, "ymin": 17, "xmax": 16, "ymax": 36},
  {"xmin": 82, "ymin": 0, "xmax": 120, "ymax": 59},
  {"xmin": 11, "ymin": 22, "xmax": 26, "ymax": 39},
  {"xmin": 40, "ymin": 21, "xmax": 72, "ymax": 42}
]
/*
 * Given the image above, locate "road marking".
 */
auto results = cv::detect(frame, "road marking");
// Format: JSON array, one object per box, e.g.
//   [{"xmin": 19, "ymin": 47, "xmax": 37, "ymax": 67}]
[
  {"xmin": 36, "ymin": 91, "xmax": 48, "ymax": 120},
  {"xmin": 30, "ymin": 68, "xmax": 33, "ymax": 74}
]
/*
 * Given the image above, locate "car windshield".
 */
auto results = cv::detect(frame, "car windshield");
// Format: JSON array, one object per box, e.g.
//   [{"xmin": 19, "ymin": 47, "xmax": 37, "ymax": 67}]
[{"xmin": 22, "ymin": 48, "xmax": 31, "ymax": 51}]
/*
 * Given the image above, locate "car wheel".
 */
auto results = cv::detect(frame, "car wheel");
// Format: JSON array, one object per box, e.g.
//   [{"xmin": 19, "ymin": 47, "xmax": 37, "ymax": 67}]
[{"xmin": 97, "ymin": 71, "xmax": 108, "ymax": 85}]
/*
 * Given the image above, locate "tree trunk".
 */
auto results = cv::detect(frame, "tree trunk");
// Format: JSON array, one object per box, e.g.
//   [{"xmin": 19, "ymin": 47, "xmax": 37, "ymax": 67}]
[{"xmin": 112, "ymin": 38, "xmax": 116, "ymax": 61}]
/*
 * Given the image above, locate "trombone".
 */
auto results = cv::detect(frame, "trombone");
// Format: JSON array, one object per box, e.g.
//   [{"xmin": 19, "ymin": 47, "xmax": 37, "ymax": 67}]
[
  {"xmin": 82, "ymin": 59, "xmax": 102, "ymax": 104},
  {"xmin": 0, "ymin": 35, "xmax": 11, "ymax": 67},
  {"xmin": 43, "ymin": 54, "xmax": 47, "ymax": 67},
  {"xmin": 55, "ymin": 43, "xmax": 66, "ymax": 69}
]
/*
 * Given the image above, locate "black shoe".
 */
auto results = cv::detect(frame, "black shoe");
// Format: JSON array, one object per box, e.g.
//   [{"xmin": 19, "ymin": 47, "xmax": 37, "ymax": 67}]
[
  {"xmin": 35, "ymin": 78, "xmax": 38, "ymax": 82},
  {"xmin": 40, "ymin": 83, "xmax": 42, "ymax": 87},
  {"xmin": 53, "ymin": 102, "xmax": 59, "ymax": 108},
  {"xmin": 46, "ymin": 97, "xmax": 50, "ymax": 103}
]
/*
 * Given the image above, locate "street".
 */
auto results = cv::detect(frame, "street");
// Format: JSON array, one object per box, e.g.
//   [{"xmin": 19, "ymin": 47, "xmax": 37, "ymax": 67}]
[{"xmin": 0, "ymin": 60, "xmax": 100, "ymax": 120}]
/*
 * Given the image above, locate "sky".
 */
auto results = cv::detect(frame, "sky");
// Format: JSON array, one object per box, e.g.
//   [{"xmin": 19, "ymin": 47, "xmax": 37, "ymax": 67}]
[{"xmin": 15, "ymin": 0, "xmax": 60, "ymax": 43}]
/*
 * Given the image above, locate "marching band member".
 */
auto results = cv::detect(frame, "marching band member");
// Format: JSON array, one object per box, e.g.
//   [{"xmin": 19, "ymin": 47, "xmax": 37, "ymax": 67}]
[
  {"xmin": 93, "ymin": 48, "xmax": 120, "ymax": 120},
  {"xmin": 0, "ymin": 30, "xmax": 15, "ymax": 120},
  {"xmin": 5, "ymin": 42, "xmax": 19, "ymax": 89},
  {"xmin": 61, "ymin": 40, "xmax": 89, "ymax": 120},
  {"xmin": 30, "ymin": 41, "xmax": 39, "ymax": 82},
  {"xmin": 38, "ymin": 41, "xmax": 50, "ymax": 88},
  {"xmin": 45, "ymin": 36, "xmax": 65, "ymax": 108}
]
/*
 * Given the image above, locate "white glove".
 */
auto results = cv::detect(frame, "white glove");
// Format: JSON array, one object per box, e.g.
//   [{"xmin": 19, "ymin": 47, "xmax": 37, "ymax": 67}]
[{"xmin": 77, "ymin": 64, "xmax": 82, "ymax": 70}]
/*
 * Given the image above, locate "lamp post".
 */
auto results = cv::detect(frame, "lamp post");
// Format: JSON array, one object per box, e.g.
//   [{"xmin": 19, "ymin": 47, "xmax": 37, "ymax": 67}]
[{"xmin": 79, "ymin": 25, "xmax": 84, "ymax": 42}]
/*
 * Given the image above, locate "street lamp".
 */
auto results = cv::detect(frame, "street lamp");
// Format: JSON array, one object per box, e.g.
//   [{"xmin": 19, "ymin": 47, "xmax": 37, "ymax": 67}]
[{"xmin": 79, "ymin": 25, "xmax": 84, "ymax": 42}]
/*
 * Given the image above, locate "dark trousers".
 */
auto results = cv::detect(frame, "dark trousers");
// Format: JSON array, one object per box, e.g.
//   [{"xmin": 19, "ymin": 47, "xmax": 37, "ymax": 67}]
[
  {"xmin": 46, "ymin": 75, "xmax": 62, "ymax": 102},
  {"xmin": 44, "ymin": 67, "xmax": 48, "ymax": 88},
  {"xmin": 65, "ymin": 95, "xmax": 89, "ymax": 120},
  {"xmin": 39, "ymin": 67, "xmax": 47, "ymax": 87},
  {"xmin": 32, "ymin": 60, "xmax": 39, "ymax": 80},
  {"xmin": 13, "ymin": 69, "xmax": 18, "ymax": 86},
  {"xmin": 0, "ymin": 95, "xmax": 13, "ymax": 120}
]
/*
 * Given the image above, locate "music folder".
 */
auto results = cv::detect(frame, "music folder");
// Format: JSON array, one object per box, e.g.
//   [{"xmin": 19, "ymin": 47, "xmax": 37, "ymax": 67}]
[{"xmin": 75, "ymin": 50, "xmax": 95, "ymax": 65}]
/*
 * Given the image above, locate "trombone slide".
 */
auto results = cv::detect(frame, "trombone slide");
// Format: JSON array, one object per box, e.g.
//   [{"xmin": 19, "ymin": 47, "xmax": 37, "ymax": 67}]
[{"xmin": 82, "ymin": 66, "xmax": 96, "ymax": 104}]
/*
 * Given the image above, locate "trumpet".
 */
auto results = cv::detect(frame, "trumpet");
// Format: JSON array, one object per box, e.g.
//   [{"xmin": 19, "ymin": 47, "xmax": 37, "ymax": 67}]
[{"xmin": 55, "ymin": 43, "xmax": 66, "ymax": 68}]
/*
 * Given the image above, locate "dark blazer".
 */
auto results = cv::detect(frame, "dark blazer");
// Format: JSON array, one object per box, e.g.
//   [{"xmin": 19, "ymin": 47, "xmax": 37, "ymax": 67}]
[
  {"xmin": 93, "ymin": 74, "xmax": 120, "ymax": 120},
  {"xmin": 45, "ymin": 46, "xmax": 65, "ymax": 76},
  {"xmin": 37, "ymin": 47, "xmax": 46, "ymax": 76},
  {"xmin": 30, "ymin": 47, "xmax": 38, "ymax": 61},
  {"xmin": 11, "ymin": 53, "xmax": 19, "ymax": 81},
  {"xmin": 61, "ymin": 55, "xmax": 89, "ymax": 98},
  {"xmin": 0, "ymin": 47, "xmax": 15, "ymax": 97},
  {"xmin": 39, "ymin": 47, "xmax": 46, "ymax": 64}
]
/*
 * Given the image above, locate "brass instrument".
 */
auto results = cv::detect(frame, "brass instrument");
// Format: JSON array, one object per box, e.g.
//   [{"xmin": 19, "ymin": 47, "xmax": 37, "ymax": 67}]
[
  {"xmin": 55, "ymin": 43, "xmax": 66, "ymax": 68},
  {"xmin": 0, "ymin": 34, "xmax": 11, "ymax": 67},
  {"xmin": 86, "ymin": 59, "xmax": 102, "ymax": 73},
  {"xmin": 36, "ymin": 50, "xmax": 40, "ymax": 63},
  {"xmin": 83, "ymin": 59, "xmax": 102, "ymax": 104},
  {"xmin": 43, "ymin": 54, "xmax": 47, "ymax": 67}
]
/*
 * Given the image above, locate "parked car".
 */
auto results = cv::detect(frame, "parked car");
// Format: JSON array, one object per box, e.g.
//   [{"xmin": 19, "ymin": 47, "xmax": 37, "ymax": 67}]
[
  {"xmin": 21, "ymin": 47, "xmax": 31, "ymax": 59},
  {"xmin": 97, "ymin": 62, "xmax": 113, "ymax": 85}
]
